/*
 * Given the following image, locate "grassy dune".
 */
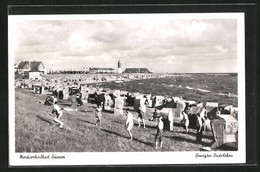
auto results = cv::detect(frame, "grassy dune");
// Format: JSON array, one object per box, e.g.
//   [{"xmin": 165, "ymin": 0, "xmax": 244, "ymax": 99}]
[{"xmin": 15, "ymin": 88, "xmax": 237, "ymax": 152}]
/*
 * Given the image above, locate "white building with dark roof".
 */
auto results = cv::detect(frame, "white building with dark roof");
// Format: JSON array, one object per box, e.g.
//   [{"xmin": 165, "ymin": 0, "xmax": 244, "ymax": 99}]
[
  {"xmin": 124, "ymin": 68, "xmax": 151, "ymax": 73},
  {"xmin": 17, "ymin": 61, "xmax": 47, "ymax": 79},
  {"xmin": 89, "ymin": 67, "xmax": 115, "ymax": 74}
]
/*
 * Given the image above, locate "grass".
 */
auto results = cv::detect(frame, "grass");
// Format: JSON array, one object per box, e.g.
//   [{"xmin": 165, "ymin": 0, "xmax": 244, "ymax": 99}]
[{"xmin": 15, "ymin": 88, "xmax": 237, "ymax": 152}]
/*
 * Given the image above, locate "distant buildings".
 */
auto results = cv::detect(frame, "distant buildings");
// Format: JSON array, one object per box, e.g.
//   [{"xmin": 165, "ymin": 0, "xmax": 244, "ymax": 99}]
[
  {"xmin": 17, "ymin": 61, "xmax": 47, "ymax": 79},
  {"xmin": 89, "ymin": 67, "xmax": 115, "ymax": 74},
  {"xmin": 124, "ymin": 68, "xmax": 151, "ymax": 73},
  {"xmin": 89, "ymin": 60, "xmax": 151, "ymax": 74},
  {"xmin": 16, "ymin": 60, "xmax": 152, "ymax": 75}
]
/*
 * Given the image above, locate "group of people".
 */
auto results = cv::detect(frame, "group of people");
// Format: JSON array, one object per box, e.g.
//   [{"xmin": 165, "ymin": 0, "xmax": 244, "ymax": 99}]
[
  {"xmin": 47, "ymin": 94, "xmax": 165, "ymax": 149},
  {"xmin": 47, "ymin": 92, "xmax": 207, "ymax": 149},
  {"xmin": 48, "ymin": 94, "xmax": 83, "ymax": 128},
  {"xmin": 181, "ymin": 108, "xmax": 207, "ymax": 144},
  {"xmin": 125, "ymin": 107, "xmax": 164, "ymax": 149}
]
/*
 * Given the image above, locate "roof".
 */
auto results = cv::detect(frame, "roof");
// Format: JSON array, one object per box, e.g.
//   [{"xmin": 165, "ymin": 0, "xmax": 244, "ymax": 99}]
[
  {"xmin": 188, "ymin": 106, "xmax": 205, "ymax": 114},
  {"xmin": 17, "ymin": 61, "xmax": 45, "ymax": 72},
  {"xmin": 124, "ymin": 68, "xmax": 151, "ymax": 73},
  {"xmin": 29, "ymin": 61, "xmax": 43, "ymax": 72},
  {"xmin": 206, "ymin": 106, "xmax": 217, "ymax": 112},
  {"xmin": 18, "ymin": 61, "xmax": 29, "ymax": 69},
  {"xmin": 218, "ymin": 114, "xmax": 237, "ymax": 122},
  {"xmin": 90, "ymin": 68, "xmax": 114, "ymax": 70}
]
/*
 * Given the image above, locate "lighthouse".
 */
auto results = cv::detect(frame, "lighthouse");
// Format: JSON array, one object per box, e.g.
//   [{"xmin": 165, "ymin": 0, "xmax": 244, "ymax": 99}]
[{"xmin": 117, "ymin": 60, "xmax": 122, "ymax": 74}]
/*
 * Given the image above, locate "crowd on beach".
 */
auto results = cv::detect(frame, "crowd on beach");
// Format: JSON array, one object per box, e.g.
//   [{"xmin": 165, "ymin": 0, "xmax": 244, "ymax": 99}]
[
  {"xmin": 47, "ymin": 90, "xmax": 211, "ymax": 149},
  {"xmin": 15, "ymin": 75, "xmax": 238, "ymax": 150}
]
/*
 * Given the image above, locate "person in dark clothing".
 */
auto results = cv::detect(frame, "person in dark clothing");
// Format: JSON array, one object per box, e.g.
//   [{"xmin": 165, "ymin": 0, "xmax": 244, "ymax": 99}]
[
  {"xmin": 144, "ymin": 95, "xmax": 149, "ymax": 106},
  {"xmin": 162, "ymin": 96, "xmax": 167, "ymax": 106},
  {"xmin": 126, "ymin": 92, "xmax": 131, "ymax": 106},
  {"xmin": 196, "ymin": 113, "xmax": 204, "ymax": 144},
  {"xmin": 96, "ymin": 94, "xmax": 105, "ymax": 108},
  {"xmin": 75, "ymin": 94, "xmax": 83, "ymax": 111},
  {"xmin": 153, "ymin": 109, "xmax": 160, "ymax": 119}
]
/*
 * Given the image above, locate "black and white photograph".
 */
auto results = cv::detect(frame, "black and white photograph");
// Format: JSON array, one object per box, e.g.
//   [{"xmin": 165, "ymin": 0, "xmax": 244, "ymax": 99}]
[{"xmin": 8, "ymin": 13, "xmax": 245, "ymax": 165}]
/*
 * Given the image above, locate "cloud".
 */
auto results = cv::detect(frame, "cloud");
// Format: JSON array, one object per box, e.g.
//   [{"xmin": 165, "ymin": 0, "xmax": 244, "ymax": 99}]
[{"xmin": 13, "ymin": 17, "xmax": 238, "ymax": 73}]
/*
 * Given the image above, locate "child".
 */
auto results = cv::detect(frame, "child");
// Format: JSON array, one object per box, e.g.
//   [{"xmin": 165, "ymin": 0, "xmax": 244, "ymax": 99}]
[
  {"xmin": 181, "ymin": 110, "xmax": 189, "ymax": 133},
  {"xmin": 49, "ymin": 101, "xmax": 64, "ymax": 128},
  {"xmin": 95, "ymin": 105, "xmax": 102, "ymax": 126},
  {"xmin": 155, "ymin": 116, "xmax": 164, "ymax": 149},
  {"xmin": 125, "ymin": 109, "xmax": 134, "ymax": 140}
]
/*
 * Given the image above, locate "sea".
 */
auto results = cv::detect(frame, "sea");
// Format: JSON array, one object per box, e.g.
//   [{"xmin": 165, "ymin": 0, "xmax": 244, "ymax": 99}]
[{"xmin": 98, "ymin": 73, "xmax": 238, "ymax": 107}]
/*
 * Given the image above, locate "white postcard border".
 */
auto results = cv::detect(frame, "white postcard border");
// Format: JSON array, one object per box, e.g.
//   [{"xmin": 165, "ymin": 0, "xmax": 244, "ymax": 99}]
[{"xmin": 8, "ymin": 13, "xmax": 245, "ymax": 166}]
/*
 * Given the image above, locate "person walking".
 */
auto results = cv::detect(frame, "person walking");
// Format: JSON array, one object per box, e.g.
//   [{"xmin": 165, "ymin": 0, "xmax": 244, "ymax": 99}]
[
  {"xmin": 95, "ymin": 105, "xmax": 102, "ymax": 127},
  {"xmin": 137, "ymin": 104, "xmax": 146, "ymax": 128},
  {"xmin": 75, "ymin": 94, "xmax": 83, "ymax": 111},
  {"xmin": 49, "ymin": 101, "xmax": 64, "ymax": 128},
  {"xmin": 155, "ymin": 116, "xmax": 164, "ymax": 149},
  {"xmin": 196, "ymin": 113, "xmax": 204, "ymax": 144},
  {"xmin": 125, "ymin": 109, "xmax": 134, "ymax": 140},
  {"xmin": 181, "ymin": 110, "xmax": 189, "ymax": 133}
]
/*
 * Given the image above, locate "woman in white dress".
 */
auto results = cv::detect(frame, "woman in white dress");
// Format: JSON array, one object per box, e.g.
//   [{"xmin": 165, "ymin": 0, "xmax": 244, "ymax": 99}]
[
  {"xmin": 181, "ymin": 110, "xmax": 189, "ymax": 133},
  {"xmin": 125, "ymin": 109, "xmax": 134, "ymax": 140}
]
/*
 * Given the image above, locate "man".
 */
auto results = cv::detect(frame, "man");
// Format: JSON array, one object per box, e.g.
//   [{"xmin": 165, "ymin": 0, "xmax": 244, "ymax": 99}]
[
  {"xmin": 155, "ymin": 116, "xmax": 164, "ymax": 149},
  {"xmin": 75, "ymin": 94, "xmax": 83, "ymax": 111},
  {"xmin": 125, "ymin": 109, "xmax": 134, "ymax": 140},
  {"xmin": 49, "ymin": 101, "xmax": 64, "ymax": 128},
  {"xmin": 196, "ymin": 113, "xmax": 204, "ymax": 144},
  {"xmin": 162, "ymin": 96, "xmax": 167, "ymax": 106},
  {"xmin": 153, "ymin": 108, "xmax": 160, "ymax": 120},
  {"xmin": 137, "ymin": 104, "xmax": 146, "ymax": 128}
]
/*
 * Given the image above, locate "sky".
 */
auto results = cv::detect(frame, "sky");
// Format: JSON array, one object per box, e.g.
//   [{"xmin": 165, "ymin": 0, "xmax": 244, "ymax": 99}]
[{"xmin": 12, "ymin": 15, "xmax": 238, "ymax": 73}]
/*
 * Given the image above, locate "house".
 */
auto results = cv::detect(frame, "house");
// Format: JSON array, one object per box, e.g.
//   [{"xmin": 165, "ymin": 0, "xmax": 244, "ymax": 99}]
[
  {"xmin": 17, "ymin": 61, "xmax": 47, "ymax": 79},
  {"xmin": 124, "ymin": 68, "xmax": 151, "ymax": 73},
  {"xmin": 14, "ymin": 64, "xmax": 18, "ymax": 73},
  {"xmin": 89, "ymin": 67, "xmax": 115, "ymax": 74}
]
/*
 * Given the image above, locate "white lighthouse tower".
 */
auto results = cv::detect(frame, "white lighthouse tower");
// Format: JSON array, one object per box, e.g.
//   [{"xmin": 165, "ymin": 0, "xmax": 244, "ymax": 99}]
[{"xmin": 117, "ymin": 60, "xmax": 122, "ymax": 74}]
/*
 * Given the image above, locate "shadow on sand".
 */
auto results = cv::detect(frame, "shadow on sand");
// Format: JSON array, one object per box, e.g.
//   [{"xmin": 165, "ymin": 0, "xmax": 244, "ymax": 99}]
[
  {"xmin": 133, "ymin": 123, "xmax": 156, "ymax": 129},
  {"xmin": 36, "ymin": 115, "xmax": 53, "ymax": 125},
  {"xmin": 185, "ymin": 130, "xmax": 214, "ymax": 140},
  {"xmin": 78, "ymin": 118, "xmax": 96, "ymax": 125},
  {"xmin": 112, "ymin": 120, "xmax": 156, "ymax": 129},
  {"xmin": 60, "ymin": 103, "xmax": 72, "ymax": 107},
  {"xmin": 164, "ymin": 135, "xmax": 212, "ymax": 147},
  {"xmin": 101, "ymin": 128, "xmax": 153, "ymax": 147}
]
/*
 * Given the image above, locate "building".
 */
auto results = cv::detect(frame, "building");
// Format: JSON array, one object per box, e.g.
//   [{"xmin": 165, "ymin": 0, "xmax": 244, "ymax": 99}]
[
  {"xmin": 89, "ymin": 67, "xmax": 115, "ymax": 74},
  {"xmin": 17, "ymin": 61, "xmax": 47, "ymax": 79},
  {"xmin": 124, "ymin": 68, "xmax": 151, "ymax": 73},
  {"xmin": 117, "ymin": 60, "xmax": 122, "ymax": 74},
  {"xmin": 14, "ymin": 64, "xmax": 18, "ymax": 73}
]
